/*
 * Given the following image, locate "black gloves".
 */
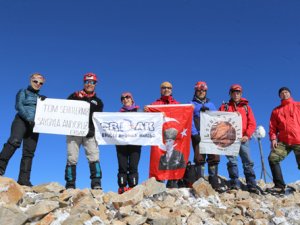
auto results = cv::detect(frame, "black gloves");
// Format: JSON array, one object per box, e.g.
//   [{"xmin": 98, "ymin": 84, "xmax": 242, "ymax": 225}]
[
  {"xmin": 200, "ymin": 106, "xmax": 209, "ymax": 112},
  {"xmin": 86, "ymin": 130, "xmax": 95, "ymax": 138},
  {"xmin": 28, "ymin": 121, "xmax": 35, "ymax": 129},
  {"xmin": 39, "ymin": 95, "xmax": 47, "ymax": 101},
  {"xmin": 192, "ymin": 134, "xmax": 201, "ymax": 143}
]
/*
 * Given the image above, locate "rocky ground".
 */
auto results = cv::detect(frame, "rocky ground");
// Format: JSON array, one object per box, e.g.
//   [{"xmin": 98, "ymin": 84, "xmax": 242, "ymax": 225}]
[{"xmin": 0, "ymin": 176, "xmax": 300, "ymax": 225}]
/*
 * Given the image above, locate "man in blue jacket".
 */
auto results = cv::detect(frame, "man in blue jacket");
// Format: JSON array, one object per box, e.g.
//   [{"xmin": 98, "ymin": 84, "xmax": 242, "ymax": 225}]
[
  {"xmin": 191, "ymin": 81, "xmax": 221, "ymax": 191},
  {"xmin": 0, "ymin": 73, "xmax": 46, "ymax": 186}
]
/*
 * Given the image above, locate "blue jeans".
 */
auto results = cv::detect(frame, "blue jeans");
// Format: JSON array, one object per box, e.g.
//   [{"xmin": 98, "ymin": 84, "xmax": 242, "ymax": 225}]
[{"xmin": 226, "ymin": 141, "xmax": 256, "ymax": 188}]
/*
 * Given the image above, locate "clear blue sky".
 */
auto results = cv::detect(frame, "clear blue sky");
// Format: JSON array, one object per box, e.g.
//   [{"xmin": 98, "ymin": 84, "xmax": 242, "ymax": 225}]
[{"xmin": 1, "ymin": 0, "xmax": 299, "ymax": 192}]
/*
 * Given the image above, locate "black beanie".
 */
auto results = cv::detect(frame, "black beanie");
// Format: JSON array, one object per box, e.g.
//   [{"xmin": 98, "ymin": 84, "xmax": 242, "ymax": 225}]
[{"xmin": 278, "ymin": 87, "xmax": 291, "ymax": 96}]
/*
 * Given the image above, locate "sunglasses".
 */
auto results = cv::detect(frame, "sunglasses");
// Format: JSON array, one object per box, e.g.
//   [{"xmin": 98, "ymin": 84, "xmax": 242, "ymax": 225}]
[
  {"xmin": 32, "ymin": 80, "xmax": 44, "ymax": 85},
  {"xmin": 121, "ymin": 95, "xmax": 131, "ymax": 100},
  {"xmin": 84, "ymin": 80, "xmax": 96, "ymax": 85},
  {"xmin": 196, "ymin": 89, "xmax": 207, "ymax": 92},
  {"xmin": 161, "ymin": 86, "xmax": 172, "ymax": 90},
  {"xmin": 231, "ymin": 90, "xmax": 241, "ymax": 93}
]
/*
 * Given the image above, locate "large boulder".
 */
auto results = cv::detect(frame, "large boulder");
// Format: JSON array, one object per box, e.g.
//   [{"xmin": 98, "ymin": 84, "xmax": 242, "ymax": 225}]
[{"xmin": 0, "ymin": 176, "xmax": 24, "ymax": 205}]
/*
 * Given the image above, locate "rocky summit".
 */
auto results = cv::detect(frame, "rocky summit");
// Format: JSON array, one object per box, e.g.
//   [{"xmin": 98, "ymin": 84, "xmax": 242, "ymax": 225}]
[{"xmin": 0, "ymin": 176, "xmax": 300, "ymax": 225}]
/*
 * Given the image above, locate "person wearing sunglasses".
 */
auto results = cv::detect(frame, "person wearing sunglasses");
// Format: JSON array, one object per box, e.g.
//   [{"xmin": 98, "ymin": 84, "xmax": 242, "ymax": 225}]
[
  {"xmin": 190, "ymin": 81, "xmax": 221, "ymax": 191},
  {"xmin": 64, "ymin": 72, "xmax": 104, "ymax": 190},
  {"xmin": 0, "ymin": 73, "xmax": 46, "ymax": 186},
  {"xmin": 144, "ymin": 81, "xmax": 180, "ymax": 188},
  {"xmin": 116, "ymin": 92, "xmax": 142, "ymax": 194},
  {"xmin": 144, "ymin": 81, "xmax": 178, "ymax": 109}
]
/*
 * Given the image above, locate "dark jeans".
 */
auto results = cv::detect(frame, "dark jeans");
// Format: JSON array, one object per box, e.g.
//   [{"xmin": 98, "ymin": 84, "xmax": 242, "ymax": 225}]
[
  {"xmin": 226, "ymin": 141, "xmax": 256, "ymax": 188},
  {"xmin": 191, "ymin": 135, "xmax": 220, "ymax": 166},
  {"xmin": 0, "ymin": 114, "xmax": 39, "ymax": 183},
  {"xmin": 116, "ymin": 145, "xmax": 141, "ymax": 187}
]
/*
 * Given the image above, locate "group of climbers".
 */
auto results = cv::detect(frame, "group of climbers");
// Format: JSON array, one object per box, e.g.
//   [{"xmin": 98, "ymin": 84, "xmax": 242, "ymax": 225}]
[{"xmin": 1, "ymin": 73, "xmax": 299, "ymax": 196}]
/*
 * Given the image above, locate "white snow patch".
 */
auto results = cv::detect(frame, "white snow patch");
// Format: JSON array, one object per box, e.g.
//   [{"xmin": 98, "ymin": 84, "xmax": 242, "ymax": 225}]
[
  {"xmin": 178, "ymin": 188, "xmax": 192, "ymax": 198},
  {"xmin": 281, "ymin": 207, "xmax": 300, "ymax": 224},
  {"xmin": 84, "ymin": 216, "xmax": 105, "ymax": 225},
  {"xmin": 192, "ymin": 197, "xmax": 211, "ymax": 208},
  {"xmin": 272, "ymin": 216, "xmax": 288, "ymax": 224},
  {"xmin": 50, "ymin": 210, "xmax": 70, "ymax": 225},
  {"xmin": 139, "ymin": 198, "xmax": 155, "ymax": 209}
]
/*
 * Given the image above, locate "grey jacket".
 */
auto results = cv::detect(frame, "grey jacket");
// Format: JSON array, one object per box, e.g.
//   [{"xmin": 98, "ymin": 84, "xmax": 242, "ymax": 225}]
[{"xmin": 15, "ymin": 86, "xmax": 40, "ymax": 122}]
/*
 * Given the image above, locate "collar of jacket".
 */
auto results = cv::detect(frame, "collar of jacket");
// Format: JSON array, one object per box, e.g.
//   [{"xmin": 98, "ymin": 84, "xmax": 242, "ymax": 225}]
[
  {"xmin": 193, "ymin": 95, "xmax": 209, "ymax": 103},
  {"xmin": 120, "ymin": 104, "xmax": 140, "ymax": 112},
  {"xmin": 75, "ymin": 90, "xmax": 96, "ymax": 98},
  {"xmin": 229, "ymin": 97, "xmax": 249, "ymax": 106},
  {"xmin": 27, "ymin": 85, "xmax": 39, "ymax": 94},
  {"xmin": 160, "ymin": 95, "xmax": 174, "ymax": 103},
  {"xmin": 281, "ymin": 97, "xmax": 294, "ymax": 106}
]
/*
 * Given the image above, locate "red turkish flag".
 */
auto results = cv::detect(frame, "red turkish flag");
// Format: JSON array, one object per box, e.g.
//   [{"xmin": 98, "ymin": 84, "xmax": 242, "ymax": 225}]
[{"xmin": 148, "ymin": 104, "xmax": 193, "ymax": 180}]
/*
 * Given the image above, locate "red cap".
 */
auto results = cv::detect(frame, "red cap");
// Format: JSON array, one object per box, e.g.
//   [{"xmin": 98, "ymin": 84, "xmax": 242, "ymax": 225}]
[
  {"xmin": 83, "ymin": 73, "xmax": 98, "ymax": 82},
  {"xmin": 229, "ymin": 84, "xmax": 242, "ymax": 93},
  {"xmin": 194, "ymin": 81, "xmax": 208, "ymax": 91}
]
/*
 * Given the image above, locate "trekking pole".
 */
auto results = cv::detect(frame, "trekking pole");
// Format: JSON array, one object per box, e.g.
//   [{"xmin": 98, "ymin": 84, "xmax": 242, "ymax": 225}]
[
  {"xmin": 253, "ymin": 126, "xmax": 272, "ymax": 182},
  {"xmin": 258, "ymin": 137, "xmax": 267, "ymax": 182}
]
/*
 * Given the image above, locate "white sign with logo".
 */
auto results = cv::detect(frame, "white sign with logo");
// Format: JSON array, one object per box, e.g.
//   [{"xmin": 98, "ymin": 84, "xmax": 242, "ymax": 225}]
[
  {"xmin": 93, "ymin": 112, "xmax": 164, "ymax": 146},
  {"xmin": 34, "ymin": 98, "xmax": 90, "ymax": 136},
  {"xmin": 200, "ymin": 111, "xmax": 242, "ymax": 156}
]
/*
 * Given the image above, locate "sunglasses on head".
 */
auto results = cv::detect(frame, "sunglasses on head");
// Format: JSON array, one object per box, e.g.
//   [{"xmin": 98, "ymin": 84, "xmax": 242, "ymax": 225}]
[
  {"xmin": 84, "ymin": 80, "xmax": 96, "ymax": 85},
  {"xmin": 32, "ymin": 80, "xmax": 44, "ymax": 85},
  {"xmin": 121, "ymin": 95, "xmax": 131, "ymax": 100},
  {"xmin": 161, "ymin": 86, "xmax": 172, "ymax": 90}
]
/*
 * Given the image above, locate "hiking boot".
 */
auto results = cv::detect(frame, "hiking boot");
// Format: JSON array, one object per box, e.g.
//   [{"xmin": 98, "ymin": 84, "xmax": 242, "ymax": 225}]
[
  {"xmin": 127, "ymin": 187, "xmax": 133, "ymax": 192},
  {"xmin": 17, "ymin": 157, "xmax": 33, "ymax": 187},
  {"xmin": 230, "ymin": 178, "xmax": 241, "ymax": 190},
  {"xmin": 248, "ymin": 186, "xmax": 260, "ymax": 194},
  {"xmin": 118, "ymin": 187, "xmax": 125, "ymax": 194},
  {"xmin": 90, "ymin": 161, "xmax": 102, "ymax": 190},
  {"xmin": 65, "ymin": 182, "xmax": 76, "ymax": 189},
  {"xmin": 166, "ymin": 180, "xmax": 179, "ymax": 188},
  {"xmin": 18, "ymin": 181, "xmax": 33, "ymax": 187},
  {"xmin": 266, "ymin": 186, "xmax": 285, "ymax": 194},
  {"xmin": 118, "ymin": 187, "xmax": 129, "ymax": 194},
  {"xmin": 230, "ymin": 184, "xmax": 240, "ymax": 190},
  {"xmin": 65, "ymin": 164, "xmax": 76, "ymax": 189},
  {"xmin": 92, "ymin": 185, "xmax": 102, "ymax": 190}
]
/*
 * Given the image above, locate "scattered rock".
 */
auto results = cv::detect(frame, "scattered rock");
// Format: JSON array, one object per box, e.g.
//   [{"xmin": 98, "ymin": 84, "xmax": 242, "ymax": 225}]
[{"xmin": 0, "ymin": 176, "xmax": 299, "ymax": 225}]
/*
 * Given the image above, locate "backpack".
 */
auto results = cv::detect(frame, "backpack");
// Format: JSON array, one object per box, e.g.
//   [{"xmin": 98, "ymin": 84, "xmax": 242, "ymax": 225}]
[{"xmin": 181, "ymin": 161, "xmax": 197, "ymax": 188}]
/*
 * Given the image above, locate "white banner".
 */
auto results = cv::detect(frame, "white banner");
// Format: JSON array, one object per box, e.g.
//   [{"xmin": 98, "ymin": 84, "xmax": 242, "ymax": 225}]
[
  {"xmin": 33, "ymin": 98, "xmax": 90, "ymax": 136},
  {"xmin": 200, "ymin": 111, "xmax": 242, "ymax": 156},
  {"xmin": 93, "ymin": 112, "xmax": 164, "ymax": 146}
]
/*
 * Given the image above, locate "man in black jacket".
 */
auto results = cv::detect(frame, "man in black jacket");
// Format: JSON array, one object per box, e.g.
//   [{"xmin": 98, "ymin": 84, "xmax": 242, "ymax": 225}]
[{"xmin": 65, "ymin": 73, "xmax": 104, "ymax": 189}]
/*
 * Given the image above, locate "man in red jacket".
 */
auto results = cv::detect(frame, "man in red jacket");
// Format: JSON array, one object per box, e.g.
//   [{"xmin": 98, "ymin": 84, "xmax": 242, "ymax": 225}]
[
  {"xmin": 144, "ymin": 81, "xmax": 180, "ymax": 188},
  {"xmin": 219, "ymin": 84, "xmax": 259, "ymax": 193},
  {"xmin": 267, "ymin": 87, "xmax": 300, "ymax": 194}
]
